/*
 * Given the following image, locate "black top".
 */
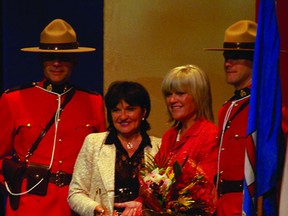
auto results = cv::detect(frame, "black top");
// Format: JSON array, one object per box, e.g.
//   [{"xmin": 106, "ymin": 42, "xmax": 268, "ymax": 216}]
[{"xmin": 105, "ymin": 129, "xmax": 152, "ymax": 202}]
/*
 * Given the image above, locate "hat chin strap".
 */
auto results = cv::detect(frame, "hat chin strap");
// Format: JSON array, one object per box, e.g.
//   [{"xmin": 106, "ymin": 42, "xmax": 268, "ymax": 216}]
[{"xmin": 39, "ymin": 42, "xmax": 79, "ymax": 50}]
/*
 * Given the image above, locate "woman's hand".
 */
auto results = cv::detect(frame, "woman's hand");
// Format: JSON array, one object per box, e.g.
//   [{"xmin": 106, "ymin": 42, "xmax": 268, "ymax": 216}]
[{"xmin": 114, "ymin": 201, "xmax": 142, "ymax": 216}]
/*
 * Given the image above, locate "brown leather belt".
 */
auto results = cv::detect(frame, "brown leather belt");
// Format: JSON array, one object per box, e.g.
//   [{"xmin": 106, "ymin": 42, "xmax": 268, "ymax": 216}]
[
  {"xmin": 24, "ymin": 170, "xmax": 72, "ymax": 187},
  {"xmin": 49, "ymin": 171, "xmax": 72, "ymax": 187},
  {"xmin": 218, "ymin": 179, "xmax": 243, "ymax": 195}
]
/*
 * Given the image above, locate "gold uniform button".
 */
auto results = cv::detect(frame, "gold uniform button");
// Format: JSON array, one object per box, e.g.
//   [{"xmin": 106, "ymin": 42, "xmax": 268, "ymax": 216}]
[
  {"xmin": 58, "ymin": 139, "xmax": 62, "ymax": 142},
  {"xmin": 235, "ymin": 134, "xmax": 239, "ymax": 139},
  {"xmin": 86, "ymin": 124, "xmax": 90, "ymax": 127},
  {"xmin": 221, "ymin": 148, "xmax": 225, "ymax": 151},
  {"xmin": 27, "ymin": 123, "xmax": 31, "ymax": 127},
  {"xmin": 234, "ymin": 103, "xmax": 238, "ymax": 107},
  {"xmin": 59, "ymin": 160, "xmax": 63, "ymax": 164}
]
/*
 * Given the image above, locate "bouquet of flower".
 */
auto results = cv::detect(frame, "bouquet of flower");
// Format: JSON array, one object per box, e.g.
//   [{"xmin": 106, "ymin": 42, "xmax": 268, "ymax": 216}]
[{"xmin": 139, "ymin": 154, "xmax": 217, "ymax": 216}]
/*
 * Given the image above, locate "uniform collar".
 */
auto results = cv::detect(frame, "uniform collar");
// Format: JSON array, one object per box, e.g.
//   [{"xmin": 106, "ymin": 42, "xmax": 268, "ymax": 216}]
[
  {"xmin": 43, "ymin": 80, "xmax": 71, "ymax": 94},
  {"xmin": 232, "ymin": 87, "xmax": 251, "ymax": 100}
]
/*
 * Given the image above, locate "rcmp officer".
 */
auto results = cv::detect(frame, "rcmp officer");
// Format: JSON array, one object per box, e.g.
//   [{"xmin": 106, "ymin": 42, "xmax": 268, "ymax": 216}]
[
  {"xmin": 205, "ymin": 20, "xmax": 257, "ymax": 215},
  {"xmin": 0, "ymin": 19, "xmax": 106, "ymax": 216}
]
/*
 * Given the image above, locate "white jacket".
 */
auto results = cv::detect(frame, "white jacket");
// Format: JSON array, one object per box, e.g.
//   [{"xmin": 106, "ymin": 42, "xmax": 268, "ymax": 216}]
[{"xmin": 68, "ymin": 131, "xmax": 161, "ymax": 216}]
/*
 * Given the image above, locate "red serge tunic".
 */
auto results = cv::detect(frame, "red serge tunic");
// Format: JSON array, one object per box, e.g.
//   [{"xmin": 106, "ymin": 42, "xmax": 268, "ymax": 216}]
[
  {"xmin": 0, "ymin": 81, "xmax": 106, "ymax": 216},
  {"xmin": 155, "ymin": 117, "xmax": 218, "ymax": 184},
  {"xmin": 216, "ymin": 88, "xmax": 254, "ymax": 215}
]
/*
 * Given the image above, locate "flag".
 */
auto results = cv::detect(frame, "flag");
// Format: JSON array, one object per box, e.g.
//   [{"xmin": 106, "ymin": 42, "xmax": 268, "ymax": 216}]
[
  {"xmin": 243, "ymin": 132, "xmax": 256, "ymax": 215},
  {"xmin": 245, "ymin": 0, "xmax": 283, "ymax": 215}
]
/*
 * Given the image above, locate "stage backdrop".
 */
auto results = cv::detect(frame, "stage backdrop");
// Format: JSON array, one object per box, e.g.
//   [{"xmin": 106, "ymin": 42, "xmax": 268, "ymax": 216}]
[
  {"xmin": 277, "ymin": 0, "xmax": 288, "ymax": 106},
  {"xmin": 1, "ymin": 0, "xmax": 104, "ymax": 94}
]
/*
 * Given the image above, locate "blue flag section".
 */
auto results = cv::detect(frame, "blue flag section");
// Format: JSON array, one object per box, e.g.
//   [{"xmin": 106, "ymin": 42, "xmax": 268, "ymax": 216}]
[
  {"xmin": 246, "ymin": 0, "xmax": 283, "ymax": 215},
  {"xmin": 243, "ymin": 180, "xmax": 255, "ymax": 215}
]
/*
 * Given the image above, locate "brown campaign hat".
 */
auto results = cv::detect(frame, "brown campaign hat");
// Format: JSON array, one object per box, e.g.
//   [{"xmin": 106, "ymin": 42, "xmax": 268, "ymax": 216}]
[
  {"xmin": 21, "ymin": 19, "xmax": 95, "ymax": 53},
  {"xmin": 205, "ymin": 20, "xmax": 257, "ymax": 51}
]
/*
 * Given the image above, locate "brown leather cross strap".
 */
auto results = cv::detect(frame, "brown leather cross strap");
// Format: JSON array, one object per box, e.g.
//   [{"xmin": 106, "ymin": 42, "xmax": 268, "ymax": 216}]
[{"xmin": 26, "ymin": 88, "xmax": 75, "ymax": 158}]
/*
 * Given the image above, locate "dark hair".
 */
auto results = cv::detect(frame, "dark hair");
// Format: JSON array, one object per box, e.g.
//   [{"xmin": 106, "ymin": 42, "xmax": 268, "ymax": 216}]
[{"xmin": 105, "ymin": 81, "xmax": 151, "ymax": 131}]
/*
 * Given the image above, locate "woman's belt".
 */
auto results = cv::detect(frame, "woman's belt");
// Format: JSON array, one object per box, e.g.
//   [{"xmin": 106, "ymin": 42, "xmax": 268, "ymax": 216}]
[{"xmin": 218, "ymin": 179, "xmax": 243, "ymax": 195}]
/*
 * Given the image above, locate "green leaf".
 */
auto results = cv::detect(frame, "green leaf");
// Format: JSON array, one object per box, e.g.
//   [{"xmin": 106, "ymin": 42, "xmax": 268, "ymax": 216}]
[{"xmin": 173, "ymin": 161, "xmax": 182, "ymax": 178}]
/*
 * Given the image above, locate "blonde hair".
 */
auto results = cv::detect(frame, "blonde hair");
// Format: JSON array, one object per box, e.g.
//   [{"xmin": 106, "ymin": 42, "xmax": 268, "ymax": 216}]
[{"xmin": 161, "ymin": 65, "xmax": 214, "ymax": 124}]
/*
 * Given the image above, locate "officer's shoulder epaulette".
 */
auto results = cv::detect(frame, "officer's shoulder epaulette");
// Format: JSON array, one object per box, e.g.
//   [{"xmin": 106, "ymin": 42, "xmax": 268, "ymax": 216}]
[
  {"xmin": 74, "ymin": 85, "xmax": 100, "ymax": 95},
  {"xmin": 4, "ymin": 82, "xmax": 37, "ymax": 94}
]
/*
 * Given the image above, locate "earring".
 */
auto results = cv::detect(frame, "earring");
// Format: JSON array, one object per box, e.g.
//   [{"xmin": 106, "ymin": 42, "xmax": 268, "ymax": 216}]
[{"xmin": 142, "ymin": 117, "xmax": 145, "ymax": 121}]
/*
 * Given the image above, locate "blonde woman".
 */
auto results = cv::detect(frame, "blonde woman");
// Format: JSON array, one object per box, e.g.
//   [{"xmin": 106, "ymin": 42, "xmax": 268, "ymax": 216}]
[{"xmin": 155, "ymin": 65, "xmax": 218, "ymax": 184}]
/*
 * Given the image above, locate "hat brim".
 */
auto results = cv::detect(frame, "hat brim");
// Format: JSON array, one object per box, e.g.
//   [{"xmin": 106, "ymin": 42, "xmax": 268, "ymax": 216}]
[
  {"xmin": 21, "ymin": 47, "xmax": 96, "ymax": 53},
  {"xmin": 204, "ymin": 48, "xmax": 254, "ymax": 51}
]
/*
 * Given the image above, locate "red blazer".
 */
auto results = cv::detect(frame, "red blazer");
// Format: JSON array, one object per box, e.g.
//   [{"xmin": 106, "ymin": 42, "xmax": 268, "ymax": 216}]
[
  {"xmin": 0, "ymin": 81, "xmax": 106, "ymax": 216},
  {"xmin": 155, "ymin": 117, "xmax": 218, "ymax": 183}
]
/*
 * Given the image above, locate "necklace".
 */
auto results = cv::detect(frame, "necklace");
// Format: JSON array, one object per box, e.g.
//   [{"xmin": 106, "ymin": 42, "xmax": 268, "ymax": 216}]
[
  {"xmin": 118, "ymin": 134, "xmax": 141, "ymax": 150},
  {"xmin": 127, "ymin": 142, "xmax": 133, "ymax": 149}
]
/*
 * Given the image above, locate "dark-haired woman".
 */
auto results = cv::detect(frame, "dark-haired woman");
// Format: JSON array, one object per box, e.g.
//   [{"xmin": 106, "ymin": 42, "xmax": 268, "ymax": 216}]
[{"xmin": 68, "ymin": 81, "xmax": 161, "ymax": 216}]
